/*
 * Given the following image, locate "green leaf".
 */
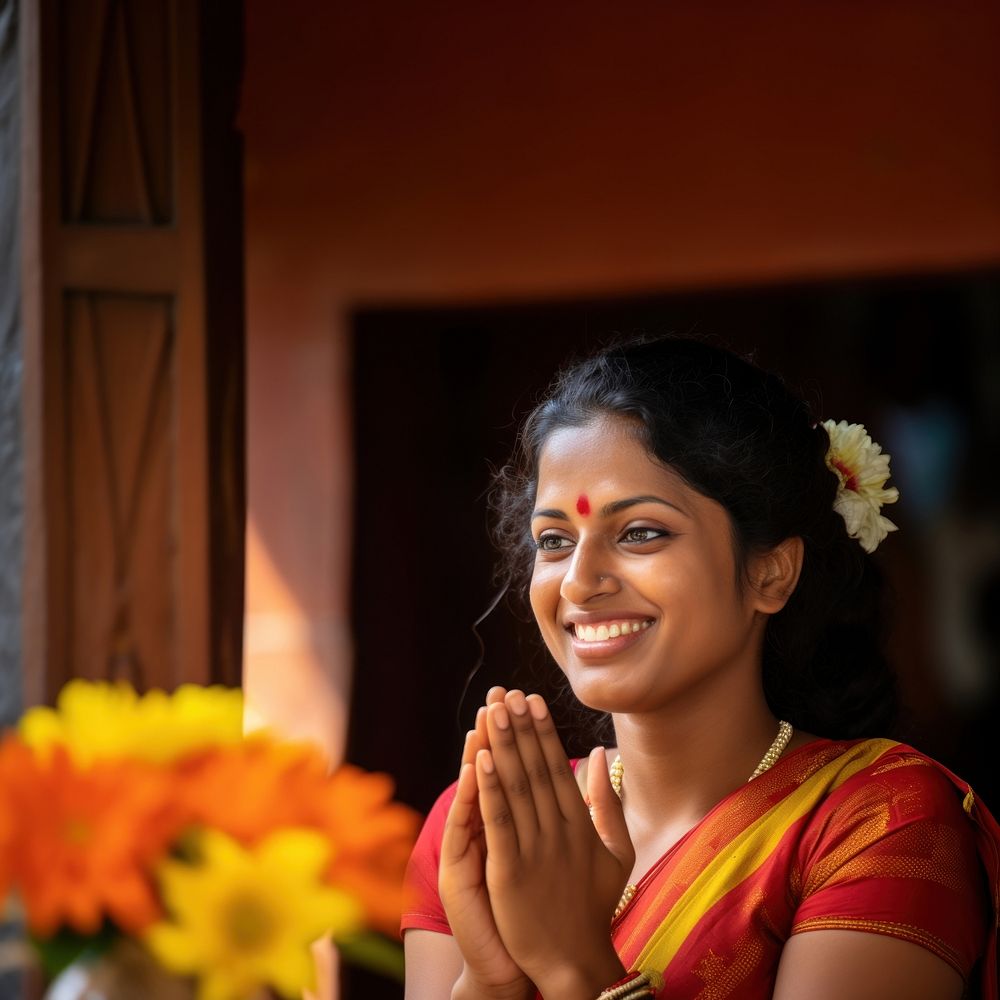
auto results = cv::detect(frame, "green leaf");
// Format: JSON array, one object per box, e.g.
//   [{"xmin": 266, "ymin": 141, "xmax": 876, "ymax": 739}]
[{"xmin": 30, "ymin": 924, "xmax": 120, "ymax": 981}]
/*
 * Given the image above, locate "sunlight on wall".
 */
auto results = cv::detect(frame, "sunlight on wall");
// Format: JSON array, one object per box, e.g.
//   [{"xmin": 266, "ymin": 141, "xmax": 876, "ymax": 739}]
[{"xmin": 243, "ymin": 518, "xmax": 352, "ymax": 764}]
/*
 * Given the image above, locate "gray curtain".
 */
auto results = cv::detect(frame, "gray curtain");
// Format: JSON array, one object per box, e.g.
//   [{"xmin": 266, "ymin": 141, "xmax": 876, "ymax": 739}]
[
  {"xmin": 0, "ymin": 0, "xmax": 22, "ymax": 996},
  {"xmin": 0, "ymin": 0, "xmax": 20, "ymax": 727}
]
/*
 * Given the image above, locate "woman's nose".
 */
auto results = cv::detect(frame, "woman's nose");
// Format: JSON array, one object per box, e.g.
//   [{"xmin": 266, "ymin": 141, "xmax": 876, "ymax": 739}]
[{"xmin": 559, "ymin": 539, "xmax": 619, "ymax": 604}]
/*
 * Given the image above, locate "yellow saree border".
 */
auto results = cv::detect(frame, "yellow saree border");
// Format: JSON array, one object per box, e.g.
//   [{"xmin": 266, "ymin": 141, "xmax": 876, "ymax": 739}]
[{"xmin": 633, "ymin": 738, "xmax": 898, "ymax": 975}]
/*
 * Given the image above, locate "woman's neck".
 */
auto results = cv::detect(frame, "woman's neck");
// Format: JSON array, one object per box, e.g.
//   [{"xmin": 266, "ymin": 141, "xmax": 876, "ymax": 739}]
[{"xmin": 609, "ymin": 679, "xmax": 781, "ymax": 834}]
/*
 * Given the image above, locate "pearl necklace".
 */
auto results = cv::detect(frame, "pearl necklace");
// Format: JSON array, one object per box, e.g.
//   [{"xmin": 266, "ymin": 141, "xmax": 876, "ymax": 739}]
[{"xmin": 606, "ymin": 719, "xmax": 793, "ymax": 919}]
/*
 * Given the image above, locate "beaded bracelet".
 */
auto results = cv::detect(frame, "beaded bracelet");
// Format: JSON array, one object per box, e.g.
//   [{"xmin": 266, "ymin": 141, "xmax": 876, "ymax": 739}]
[{"xmin": 596, "ymin": 969, "xmax": 662, "ymax": 999}]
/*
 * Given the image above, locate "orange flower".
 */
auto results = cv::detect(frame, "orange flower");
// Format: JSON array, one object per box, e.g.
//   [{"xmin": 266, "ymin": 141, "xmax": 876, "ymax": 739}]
[
  {"xmin": 317, "ymin": 765, "xmax": 421, "ymax": 937},
  {"xmin": 174, "ymin": 739, "xmax": 335, "ymax": 840},
  {"xmin": 0, "ymin": 764, "xmax": 12, "ymax": 901},
  {"xmin": 0, "ymin": 736, "xmax": 184, "ymax": 936},
  {"xmin": 176, "ymin": 741, "xmax": 420, "ymax": 936}
]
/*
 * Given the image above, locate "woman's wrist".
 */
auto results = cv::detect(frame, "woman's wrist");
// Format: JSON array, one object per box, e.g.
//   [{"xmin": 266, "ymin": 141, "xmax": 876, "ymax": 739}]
[
  {"xmin": 451, "ymin": 967, "xmax": 534, "ymax": 1000},
  {"xmin": 529, "ymin": 946, "xmax": 628, "ymax": 1000}
]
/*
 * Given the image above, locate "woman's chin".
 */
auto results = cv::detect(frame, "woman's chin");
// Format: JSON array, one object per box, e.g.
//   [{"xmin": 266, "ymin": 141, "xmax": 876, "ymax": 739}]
[{"xmin": 562, "ymin": 670, "xmax": 643, "ymax": 717}]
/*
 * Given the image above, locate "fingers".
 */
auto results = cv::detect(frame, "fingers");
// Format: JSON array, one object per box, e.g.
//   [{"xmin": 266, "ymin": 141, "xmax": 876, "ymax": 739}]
[
  {"xmin": 462, "ymin": 708, "xmax": 488, "ymax": 768},
  {"xmin": 486, "ymin": 685, "xmax": 508, "ymax": 705},
  {"xmin": 476, "ymin": 747, "xmax": 519, "ymax": 864},
  {"xmin": 586, "ymin": 747, "xmax": 635, "ymax": 871},
  {"xmin": 475, "ymin": 688, "xmax": 578, "ymax": 857},
  {"xmin": 441, "ymin": 762, "xmax": 480, "ymax": 865},
  {"xmin": 479, "ymin": 687, "xmax": 508, "ymax": 749},
  {"xmin": 486, "ymin": 700, "xmax": 540, "ymax": 840},
  {"xmin": 503, "ymin": 691, "xmax": 564, "ymax": 828},
  {"xmin": 458, "ymin": 688, "xmax": 511, "ymax": 834},
  {"xmin": 526, "ymin": 693, "xmax": 588, "ymax": 820},
  {"xmin": 464, "ymin": 688, "xmax": 508, "ymax": 767}
]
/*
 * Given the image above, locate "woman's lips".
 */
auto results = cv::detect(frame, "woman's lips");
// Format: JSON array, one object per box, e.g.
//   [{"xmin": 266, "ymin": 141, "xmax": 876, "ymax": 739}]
[{"xmin": 566, "ymin": 619, "xmax": 655, "ymax": 660}]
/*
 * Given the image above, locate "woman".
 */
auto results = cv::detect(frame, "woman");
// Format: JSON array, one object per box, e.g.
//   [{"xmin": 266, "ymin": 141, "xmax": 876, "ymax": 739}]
[{"xmin": 401, "ymin": 338, "xmax": 999, "ymax": 1000}]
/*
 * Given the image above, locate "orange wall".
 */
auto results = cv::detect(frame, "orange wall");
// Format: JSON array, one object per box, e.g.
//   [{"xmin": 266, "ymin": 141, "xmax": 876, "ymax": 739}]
[{"xmin": 240, "ymin": 1, "xmax": 1000, "ymax": 753}]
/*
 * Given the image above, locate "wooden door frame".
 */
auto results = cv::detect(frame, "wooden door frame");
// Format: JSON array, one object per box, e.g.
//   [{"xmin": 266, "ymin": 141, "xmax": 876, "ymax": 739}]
[{"xmin": 19, "ymin": 0, "xmax": 244, "ymax": 704}]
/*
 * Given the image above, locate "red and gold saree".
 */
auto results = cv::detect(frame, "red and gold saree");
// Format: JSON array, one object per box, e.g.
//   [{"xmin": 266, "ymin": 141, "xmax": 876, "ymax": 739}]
[{"xmin": 403, "ymin": 738, "xmax": 998, "ymax": 998}]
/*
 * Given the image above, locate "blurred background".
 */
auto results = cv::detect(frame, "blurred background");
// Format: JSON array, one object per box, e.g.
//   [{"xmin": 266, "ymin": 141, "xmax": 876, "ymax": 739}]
[{"xmin": 3, "ymin": 1, "xmax": 1000, "ymax": 996}]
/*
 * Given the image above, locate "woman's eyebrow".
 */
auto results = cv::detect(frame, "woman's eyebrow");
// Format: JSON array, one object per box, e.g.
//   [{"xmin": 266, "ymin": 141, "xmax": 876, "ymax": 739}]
[
  {"xmin": 604, "ymin": 495, "xmax": 689, "ymax": 517},
  {"xmin": 531, "ymin": 495, "xmax": 689, "ymax": 520},
  {"xmin": 532, "ymin": 507, "xmax": 569, "ymax": 521}
]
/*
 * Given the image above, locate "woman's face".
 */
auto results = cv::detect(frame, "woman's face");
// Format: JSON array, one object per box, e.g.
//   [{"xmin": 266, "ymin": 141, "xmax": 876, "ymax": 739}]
[{"xmin": 528, "ymin": 416, "xmax": 766, "ymax": 716}]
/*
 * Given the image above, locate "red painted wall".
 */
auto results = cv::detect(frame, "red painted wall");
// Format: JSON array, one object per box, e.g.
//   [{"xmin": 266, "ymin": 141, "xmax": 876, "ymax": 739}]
[
  {"xmin": 243, "ymin": 1, "xmax": 1000, "ymax": 302},
  {"xmin": 240, "ymin": 1, "xmax": 1000, "ymax": 754}
]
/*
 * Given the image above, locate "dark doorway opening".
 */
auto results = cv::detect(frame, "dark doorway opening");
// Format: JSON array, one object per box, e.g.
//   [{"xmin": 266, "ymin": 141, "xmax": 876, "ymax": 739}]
[{"xmin": 346, "ymin": 269, "xmax": 1000, "ymax": 997}]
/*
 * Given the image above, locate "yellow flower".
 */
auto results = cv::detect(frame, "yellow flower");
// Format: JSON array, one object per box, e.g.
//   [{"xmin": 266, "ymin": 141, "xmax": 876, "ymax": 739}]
[
  {"xmin": 175, "ymin": 743, "xmax": 421, "ymax": 936},
  {"xmin": 822, "ymin": 419, "xmax": 900, "ymax": 554},
  {"xmin": 145, "ymin": 829, "xmax": 362, "ymax": 1000},
  {"xmin": 19, "ymin": 681, "xmax": 244, "ymax": 765}
]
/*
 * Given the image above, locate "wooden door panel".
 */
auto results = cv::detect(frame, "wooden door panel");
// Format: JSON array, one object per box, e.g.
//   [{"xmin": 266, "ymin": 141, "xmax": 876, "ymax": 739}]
[
  {"xmin": 63, "ymin": 291, "xmax": 175, "ymax": 691},
  {"xmin": 58, "ymin": 0, "xmax": 173, "ymax": 226}
]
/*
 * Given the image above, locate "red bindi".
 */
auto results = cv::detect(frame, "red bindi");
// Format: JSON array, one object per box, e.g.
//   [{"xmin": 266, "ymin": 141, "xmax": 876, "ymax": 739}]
[{"xmin": 576, "ymin": 494, "xmax": 591, "ymax": 516}]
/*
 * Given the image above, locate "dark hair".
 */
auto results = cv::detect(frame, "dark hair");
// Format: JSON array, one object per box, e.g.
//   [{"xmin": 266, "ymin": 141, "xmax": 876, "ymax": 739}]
[{"xmin": 491, "ymin": 336, "xmax": 897, "ymax": 740}]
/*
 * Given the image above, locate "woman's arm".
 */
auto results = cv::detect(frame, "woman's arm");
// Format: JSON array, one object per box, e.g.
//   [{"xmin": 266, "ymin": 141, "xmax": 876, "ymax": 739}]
[
  {"xmin": 403, "ymin": 930, "xmax": 465, "ymax": 1000},
  {"xmin": 404, "ymin": 931, "xmax": 537, "ymax": 1000},
  {"xmin": 773, "ymin": 930, "xmax": 965, "ymax": 1000}
]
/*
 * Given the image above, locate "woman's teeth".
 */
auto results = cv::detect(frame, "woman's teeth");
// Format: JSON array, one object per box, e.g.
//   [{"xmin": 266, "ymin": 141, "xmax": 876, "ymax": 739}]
[{"xmin": 574, "ymin": 621, "xmax": 652, "ymax": 642}]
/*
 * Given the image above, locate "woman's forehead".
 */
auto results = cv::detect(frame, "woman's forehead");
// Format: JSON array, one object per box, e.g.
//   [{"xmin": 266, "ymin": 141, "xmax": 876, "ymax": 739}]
[
  {"xmin": 537, "ymin": 415, "xmax": 642, "ymax": 462},
  {"xmin": 535, "ymin": 419, "xmax": 694, "ymax": 503}
]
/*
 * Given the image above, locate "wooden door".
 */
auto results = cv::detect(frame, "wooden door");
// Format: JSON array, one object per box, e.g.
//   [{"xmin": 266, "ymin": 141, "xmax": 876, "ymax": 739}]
[{"xmin": 20, "ymin": 0, "xmax": 244, "ymax": 702}]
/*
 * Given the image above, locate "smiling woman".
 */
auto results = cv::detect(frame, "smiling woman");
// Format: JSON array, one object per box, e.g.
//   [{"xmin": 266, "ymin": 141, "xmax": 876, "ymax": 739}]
[{"xmin": 400, "ymin": 337, "xmax": 999, "ymax": 1000}]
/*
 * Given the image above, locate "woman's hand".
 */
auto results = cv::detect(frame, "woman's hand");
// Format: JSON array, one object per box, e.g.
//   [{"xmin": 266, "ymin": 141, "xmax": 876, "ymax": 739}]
[
  {"xmin": 476, "ymin": 691, "xmax": 633, "ymax": 1000},
  {"xmin": 439, "ymin": 689, "xmax": 534, "ymax": 1000}
]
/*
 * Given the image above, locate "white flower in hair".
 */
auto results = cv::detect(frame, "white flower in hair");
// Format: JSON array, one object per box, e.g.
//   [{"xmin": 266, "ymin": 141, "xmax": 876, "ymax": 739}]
[{"xmin": 821, "ymin": 419, "xmax": 900, "ymax": 554}]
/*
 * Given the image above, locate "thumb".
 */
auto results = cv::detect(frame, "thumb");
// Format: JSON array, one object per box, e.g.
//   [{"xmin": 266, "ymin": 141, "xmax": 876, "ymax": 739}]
[{"xmin": 587, "ymin": 746, "xmax": 635, "ymax": 871}]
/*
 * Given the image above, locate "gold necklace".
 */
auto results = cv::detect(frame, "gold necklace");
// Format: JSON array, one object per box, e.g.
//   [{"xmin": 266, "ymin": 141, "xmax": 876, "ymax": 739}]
[{"xmin": 607, "ymin": 719, "xmax": 793, "ymax": 919}]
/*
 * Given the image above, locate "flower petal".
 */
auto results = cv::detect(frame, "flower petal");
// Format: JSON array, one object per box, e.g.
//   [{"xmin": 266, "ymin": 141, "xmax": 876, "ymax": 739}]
[{"xmin": 823, "ymin": 419, "xmax": 900, "ymax": 553}]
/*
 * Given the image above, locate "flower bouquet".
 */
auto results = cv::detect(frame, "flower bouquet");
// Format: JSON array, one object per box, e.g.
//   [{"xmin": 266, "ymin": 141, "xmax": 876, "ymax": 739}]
[{"xmin": 0, "ymin": 681, "xmax": 420, "ymax": 1000}]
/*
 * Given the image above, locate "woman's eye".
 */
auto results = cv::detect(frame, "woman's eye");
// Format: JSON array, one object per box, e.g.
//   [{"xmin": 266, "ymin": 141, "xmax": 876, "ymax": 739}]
[
  {"xmin": 535, "ymin": 534, "xmax": 573, "ymax": 552},
  {"xmin": 621, "ymin": 526, "xmax": 669, "ymax": 544}
]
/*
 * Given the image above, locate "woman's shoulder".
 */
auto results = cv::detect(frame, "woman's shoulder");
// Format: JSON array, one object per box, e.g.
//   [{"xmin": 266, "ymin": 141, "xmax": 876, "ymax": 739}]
[
  {"xmin": 817, "ymin": 740, "xmax": 976, "ymax": 817},
  {"xmin": 778, "ymin": 737, "xmax": 972, "ymax": 804},
  {"xmin": 795, "ymin": 739, "xmax": 987, "ymax": 864},
  {"xmin": 790, "ymin": 740, "xmax": 994, "ymax": 982}
]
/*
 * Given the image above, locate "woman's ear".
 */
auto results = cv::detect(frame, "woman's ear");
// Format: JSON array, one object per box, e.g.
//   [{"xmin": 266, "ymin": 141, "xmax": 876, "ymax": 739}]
[{"xmin": 749, "ymin": 537, "xmax": 804, "ymax": 614}]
